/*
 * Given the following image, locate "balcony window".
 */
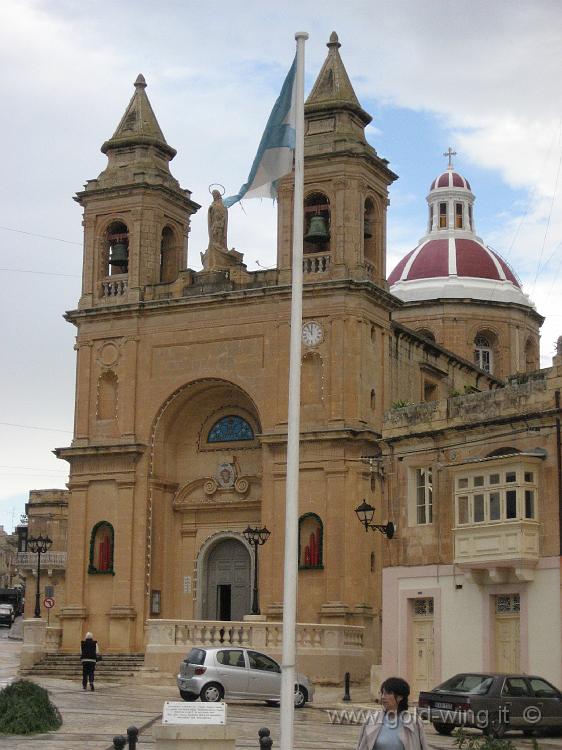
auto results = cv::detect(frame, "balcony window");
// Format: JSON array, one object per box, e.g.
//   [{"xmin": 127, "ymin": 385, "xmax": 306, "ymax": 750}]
[{"xmin": 455, "ymin": 464, "xmax": 538, "ymax": 525}]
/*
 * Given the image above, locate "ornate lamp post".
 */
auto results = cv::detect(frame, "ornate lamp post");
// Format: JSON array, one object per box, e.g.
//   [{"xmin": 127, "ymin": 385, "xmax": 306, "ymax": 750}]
[
  {"xmin": 354, "ymin": 500, "xmax": 395, "ymax": 539},
  {"xmin": 27, "ymin": 534, "xmax": 53, "ymax": 618},
  {"xmin": 243, "ymin": 526, "xmax": 271, "ymax": 615}
]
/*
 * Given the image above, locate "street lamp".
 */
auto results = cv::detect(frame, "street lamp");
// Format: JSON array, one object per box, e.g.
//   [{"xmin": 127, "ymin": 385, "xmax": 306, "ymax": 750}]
[
  {"xmin": 27, "ymin": 534, "xmax": 53, "ymax": 618},
  {"xmin": 354, "ymin": 500, "xmax": 395, "ymax": 539},
  {"xmin": 243, "ymin": 526, "xmax": 271, "ymax": 615}
]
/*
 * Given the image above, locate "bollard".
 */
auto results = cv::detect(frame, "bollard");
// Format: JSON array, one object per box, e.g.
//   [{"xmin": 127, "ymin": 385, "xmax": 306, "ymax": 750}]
[
  {"xmin": 127, "ymin": 726, "xmax": 139, "ymax": 750},
  {"xmin": 343, "ymin": 672, "xmax": 351, "ymax": 702},
  {"xmin": 258, "ymin": 727, "xmax": 273, "ymax": 750},
  {"xmin": 113, "ymin": 736, "xmax": 127, "ymax": 750}
]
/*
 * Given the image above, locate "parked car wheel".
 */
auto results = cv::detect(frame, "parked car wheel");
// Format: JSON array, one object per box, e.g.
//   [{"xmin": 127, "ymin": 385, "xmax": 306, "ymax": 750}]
[
  {"xmin": 179, "ymin": 690, "xmax": 197, "ymax": 701},
  {"xmin": 200, "ymin": 682, "xmax": 224, "ymax": 702},
  {"xmin": 294, "ymin": 685, "xmax": 308, "ymax": 708},
  {"xmin": 485, "ymin": 713, "xmax": 507, "ymax": 738},
  {"xmin": 432, "ymin": 722, "xmax": 454, "ymax": 736}
]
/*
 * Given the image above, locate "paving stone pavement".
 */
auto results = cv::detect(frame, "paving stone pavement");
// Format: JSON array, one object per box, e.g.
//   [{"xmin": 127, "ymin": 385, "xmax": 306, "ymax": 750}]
[{"xmin": 0, "ymin": 636, "xmax": 560, "ymax": 750}]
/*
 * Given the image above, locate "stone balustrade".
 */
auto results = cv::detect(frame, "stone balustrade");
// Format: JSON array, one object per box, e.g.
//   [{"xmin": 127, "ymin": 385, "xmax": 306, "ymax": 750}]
[
  {"xmin": 16, "ymin": 551, "xmax": 67, "ymax": 569},
  {"xmin": 144, "ymin": 619, "xmax": 367, "ymax": 683},
  {"xmin": 101, "ymin": 275, "xmax": 128, "ymax": 297},
  {"xmin": 303, "ymin": 252, "xmax": 330, "ymax": 274}
]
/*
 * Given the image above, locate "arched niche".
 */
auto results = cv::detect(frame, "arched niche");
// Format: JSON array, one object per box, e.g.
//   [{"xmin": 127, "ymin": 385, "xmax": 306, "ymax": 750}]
[
  {"xmin": 298, "ymin": 513, "xmax": 323, "ymax": 569},
  {"xmin": 149, "ymin": 379, "xmax": 262, "ymax": 483},
  {"xmin": 97, "ymin": 371, "xmax": 118, "ymax": 421},
  {"xmin": 524, "ymin": 338, "xmax": 539, "ymax": 372},
  {"xmin": 88, "ymin": 521, "xmax": 114, "ymax": 575}
]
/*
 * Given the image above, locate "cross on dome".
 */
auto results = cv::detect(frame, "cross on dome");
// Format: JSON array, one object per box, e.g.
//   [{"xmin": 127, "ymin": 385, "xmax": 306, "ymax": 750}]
[{"xmin": 443, "ymin": 146, "xmax": 457, "ymax": 168}]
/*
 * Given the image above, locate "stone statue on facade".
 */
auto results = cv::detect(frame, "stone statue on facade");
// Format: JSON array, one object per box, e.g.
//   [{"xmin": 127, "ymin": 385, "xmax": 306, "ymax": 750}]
[
  {"xmin": 208, "ymin": 189, "xmax": 228, "ymax": 251},
  {"xmin": 200, "ymin": 188, "xmax": 245, "ymax": 272}
]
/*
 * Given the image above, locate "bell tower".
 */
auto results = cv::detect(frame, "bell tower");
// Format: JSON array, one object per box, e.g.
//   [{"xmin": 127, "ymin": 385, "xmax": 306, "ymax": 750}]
[
  {"xmin": 277, "ymin": 33, "xmax": 397, "ymax": 288},
  {"xmin": 75, "ymin": 74, "xmax": 200, "ymax": 309}
]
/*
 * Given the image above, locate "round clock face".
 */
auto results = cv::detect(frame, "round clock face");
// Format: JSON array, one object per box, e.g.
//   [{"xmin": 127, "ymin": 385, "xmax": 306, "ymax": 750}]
[{"xmin": 302, "ymin": 321, "xmax": 323, "ymax": 347}]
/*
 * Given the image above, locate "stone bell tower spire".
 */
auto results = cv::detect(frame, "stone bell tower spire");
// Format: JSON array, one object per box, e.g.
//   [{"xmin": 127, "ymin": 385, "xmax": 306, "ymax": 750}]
[
  {"xmin": 276, "ymin": 33, "xmax": 397, "ymax": 289},
  {"xmin": 75, "ymin": 75, "xmax": 199, "ymax": 309}
]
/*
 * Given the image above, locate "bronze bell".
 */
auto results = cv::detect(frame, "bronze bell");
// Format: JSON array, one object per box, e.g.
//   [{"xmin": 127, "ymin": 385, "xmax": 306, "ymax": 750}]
[
  {"xmin": 110, "ymin": 242, "xmax": 128, "ymax": 268},
  {"xmin": 304, "ymin": 215, "xmax": 330, "ymax": 244},
  {"xmin": 364, "ymin": 219, "xmax": 373, "ymax": 239}
]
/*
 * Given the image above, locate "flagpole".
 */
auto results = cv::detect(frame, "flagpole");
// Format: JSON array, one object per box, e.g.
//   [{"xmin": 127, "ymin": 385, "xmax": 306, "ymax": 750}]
[{"xmin": 280, "ymin": 30, "xmax": 308, "ymax": 750}]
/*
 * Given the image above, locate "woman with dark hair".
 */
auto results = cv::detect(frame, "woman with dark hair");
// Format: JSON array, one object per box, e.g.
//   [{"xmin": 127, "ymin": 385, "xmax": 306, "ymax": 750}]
[{"xmin": 356, "ymin": 677, "xmax": 429, "ymax": 750}]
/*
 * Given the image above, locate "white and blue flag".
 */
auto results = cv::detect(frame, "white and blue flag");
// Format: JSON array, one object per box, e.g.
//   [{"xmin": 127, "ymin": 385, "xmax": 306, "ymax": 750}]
[{"xmin": 224, "ymin": 57, "xmax": 297, "ymax": 208}]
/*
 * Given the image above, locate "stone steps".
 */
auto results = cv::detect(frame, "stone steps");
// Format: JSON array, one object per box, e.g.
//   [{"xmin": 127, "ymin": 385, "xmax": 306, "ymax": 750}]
[{"xmin": 20, "ymin": 653, "xmax": 146, "ymax": 681}]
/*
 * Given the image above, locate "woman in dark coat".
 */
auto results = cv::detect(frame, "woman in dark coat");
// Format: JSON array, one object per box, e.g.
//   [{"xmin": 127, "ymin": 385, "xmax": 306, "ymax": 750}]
[{"xmin": 80, "ymin": 632, "xmax": 100, "ymax": 691}]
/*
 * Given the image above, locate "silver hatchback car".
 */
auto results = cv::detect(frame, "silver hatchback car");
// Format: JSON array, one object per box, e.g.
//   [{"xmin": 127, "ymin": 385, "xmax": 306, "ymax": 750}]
[{"xmin": 177, "ymin": 646, "xmax": 314, "ymax": 708}]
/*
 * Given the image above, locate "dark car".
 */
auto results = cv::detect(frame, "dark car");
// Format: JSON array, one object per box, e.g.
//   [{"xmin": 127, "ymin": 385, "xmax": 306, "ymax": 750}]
[
  {"xmin": 418, "ymin": 672, "xmax": 562, "ymax": 737},
  {"xmin": 0, "ymin": 604, "xmax": 13, "ymax": 628}
]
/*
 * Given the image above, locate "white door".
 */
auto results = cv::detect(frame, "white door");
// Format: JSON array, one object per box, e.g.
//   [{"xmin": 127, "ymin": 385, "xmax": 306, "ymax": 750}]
[
  {"xmin": 494, "ymin": 594, "xmax": 520, "ymax": 672},
  {"xmin": 411, "ymin": 598, "xmax": 434, "ymax": 700}
]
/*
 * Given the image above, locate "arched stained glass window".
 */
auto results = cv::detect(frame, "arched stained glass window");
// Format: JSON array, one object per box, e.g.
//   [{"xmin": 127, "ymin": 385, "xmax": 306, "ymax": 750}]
[{"xmin": 207, "ymin": 415, "xmax": 254, "ymax": 443}]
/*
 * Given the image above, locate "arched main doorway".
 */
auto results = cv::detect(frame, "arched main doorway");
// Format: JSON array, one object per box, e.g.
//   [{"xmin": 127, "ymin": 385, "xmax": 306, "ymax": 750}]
[{"xmin": 204, "ymin": 538, "xmax": 251, "ymax": 621}]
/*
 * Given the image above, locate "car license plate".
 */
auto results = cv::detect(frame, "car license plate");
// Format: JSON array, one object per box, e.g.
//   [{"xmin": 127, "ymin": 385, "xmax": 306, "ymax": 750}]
[{"xmin": 434, "ymin": 702, "xmax": 453, "ymax": 709}]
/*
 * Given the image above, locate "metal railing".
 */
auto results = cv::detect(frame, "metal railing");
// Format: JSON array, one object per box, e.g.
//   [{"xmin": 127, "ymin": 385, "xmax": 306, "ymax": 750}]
[{"xmin": 16, "ymin": 551, "xmax": 67, "ymax": 569}]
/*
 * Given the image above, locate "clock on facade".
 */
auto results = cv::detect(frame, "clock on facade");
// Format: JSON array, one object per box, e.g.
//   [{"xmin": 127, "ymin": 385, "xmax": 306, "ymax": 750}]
[{"xmin": 301, "ymin": 321, "xmax": 323, "ymax": 347}]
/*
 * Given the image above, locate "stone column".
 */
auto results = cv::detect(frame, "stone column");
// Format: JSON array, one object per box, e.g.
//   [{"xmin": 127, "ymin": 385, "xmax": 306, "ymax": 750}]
[
  {"xmin": 180, "ymin": 519, "xmax": 197, "ymax": 619},
  {"xmin": 60, "ymin": 481, "xmax": 88, "ymax": 651},
  {"xmin": 276, "ymin": 181, "xmax": 294, "ymax": 282},
  {"xmin": 332, "ymin": 178, "xmax": 347, "ymax": 269},
  {"xmin": 79, "ymin": 215, "xmax": 95, "ymax": 308},
  {"xmin": 322, "ymin": 466, "xmax": 348, "ymax": 611},
  {"xmin": 120, "ymin": 336, "xmax": 139, "ymax": 440},
  {"xmin": 108, "ymin": 480, "xmax": 137, "ymax": 651},
  {"xmin": 73, "ymin": 342, "xmax": 93, "ymax": 445}
]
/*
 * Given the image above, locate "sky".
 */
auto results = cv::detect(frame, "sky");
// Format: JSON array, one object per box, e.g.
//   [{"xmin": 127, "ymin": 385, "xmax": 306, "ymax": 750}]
[{"xmin": 0, "ymin": 0, "xmax": 561, "ymax": 533}]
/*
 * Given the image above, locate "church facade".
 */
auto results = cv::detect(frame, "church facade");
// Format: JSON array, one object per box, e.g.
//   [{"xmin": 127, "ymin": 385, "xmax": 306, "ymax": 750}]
[{"xmin": 24, "ymin": 34, "xmax": 560, "ymax": 689}]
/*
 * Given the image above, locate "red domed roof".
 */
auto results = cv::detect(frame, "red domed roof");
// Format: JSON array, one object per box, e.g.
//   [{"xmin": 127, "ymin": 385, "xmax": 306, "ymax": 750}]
[
  {"xmin": 388, "ymin": 238, "xmax": 520, "ymax": 287},
  {"xmin": 430, "ymin": 171, "xmax": 471, "ymax": 191}
]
